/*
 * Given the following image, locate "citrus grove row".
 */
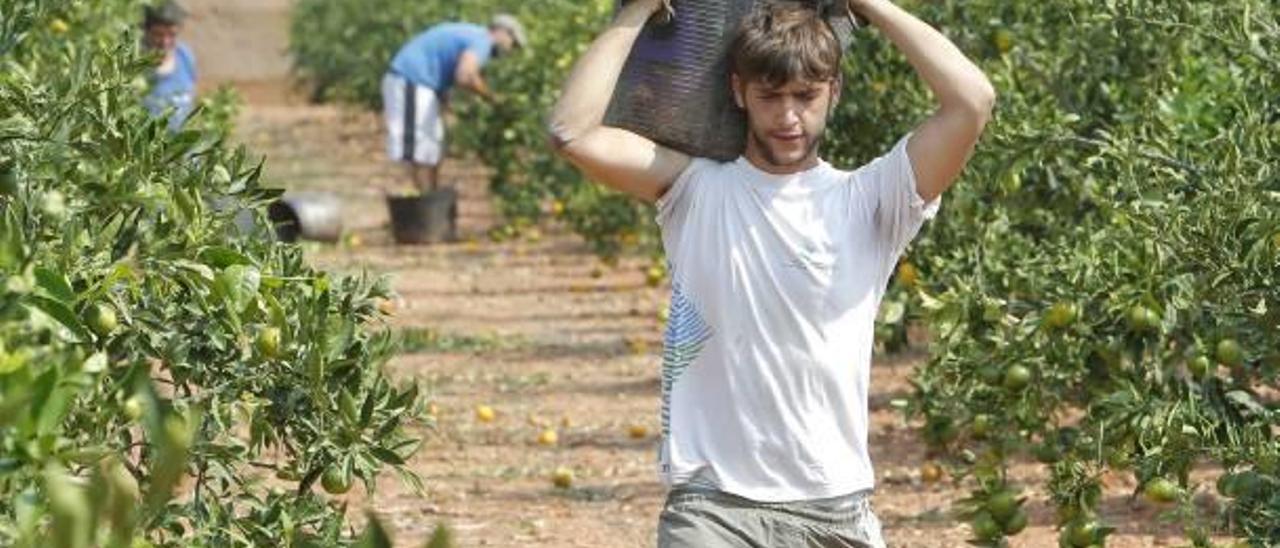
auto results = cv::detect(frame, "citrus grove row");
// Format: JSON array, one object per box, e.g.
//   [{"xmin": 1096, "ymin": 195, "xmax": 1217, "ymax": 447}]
[
  {"xmin": 293, "ymin": 0, "xmax": 1277, "ymax": 545},
  {"xmin": 1, "ymin": 1, "xmax": 426, "ymax": 546}
]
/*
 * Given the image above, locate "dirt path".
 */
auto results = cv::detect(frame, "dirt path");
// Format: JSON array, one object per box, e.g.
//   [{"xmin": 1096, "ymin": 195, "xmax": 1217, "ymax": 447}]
[{"xmin": 189, "ymin": 2, "xmax": 1208, "ymax": 546}]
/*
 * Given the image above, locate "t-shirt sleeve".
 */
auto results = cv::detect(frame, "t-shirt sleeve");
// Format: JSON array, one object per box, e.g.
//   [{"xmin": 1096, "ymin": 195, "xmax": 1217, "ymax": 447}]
[
  {"xmin": 184, "ymin": 46, "xmax": 198, "ymax": 83},
  {"xmin": 655, "ymin": 158, "xmax": 711, "ymax": 240},
  {"xmin": 851, "ymin": 134, "xmax": 941, "ymax": 284},
  {"xmin": 464, "ymin": 33, "xmax": 494, "ymax": 65}
]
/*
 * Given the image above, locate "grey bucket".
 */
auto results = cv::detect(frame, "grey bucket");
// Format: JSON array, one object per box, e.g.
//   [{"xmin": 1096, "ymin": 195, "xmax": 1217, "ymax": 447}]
[
  {"xmin": 268, "ymin": 191, "xmax": 344, "ymax": 243},
  {"xmin": 386, "ymin": 188, "xmax": 457, "ymax": 244},
  {"xmin": 604, "ymin": 0, "xmax": 860, "ymax": 161}
]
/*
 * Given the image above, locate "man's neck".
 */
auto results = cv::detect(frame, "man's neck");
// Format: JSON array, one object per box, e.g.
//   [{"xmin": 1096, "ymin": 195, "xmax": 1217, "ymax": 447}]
[{"xmin": 742, "ymin": 146, "xmax": 821, "ymax": 176}]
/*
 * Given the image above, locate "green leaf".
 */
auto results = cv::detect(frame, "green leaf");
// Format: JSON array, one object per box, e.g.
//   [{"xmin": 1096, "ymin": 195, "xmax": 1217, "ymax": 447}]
[
  {"xmin": 23, "ymin": 295, "xmax": 89, "ymax": 341},
  {"xmin": 0, "ymin": 206, "xmax": 25, "ymax": 271},
  {"xmin": 878, "ymin": 300, "xmax": 906, "ymax": 325},
  {"xmin": 424, "ymin": 524, "xmax": 454, "ymax": 548},
  {"xmin": 34, "ymin": 267, "xmax": 74, "ymax": 304},
  {"xmin": 357, "ymin": 513, "xmax": 393, "ymax": 548},
  {"xmin": 36, "ymin": 371, "xmax": 78, "ymax": 437},
  {"xmin": 359, "ymin": 387, "xmax": 377, "ymax": 428},
  {"xmin": 199, "ymin": 246, "xmax": 254, "ymax": 269},
  {"xmin": 369, "ymin": 447, "xmax": 404, "ymax": 466},
  {"xmin": 173, "ymin": 259, "xmax": 215, "ymax": 282},
  {"xmin": 214, "ymin": 264, "xmax": 261, "ymax": 313},
  {"xmin": 339, "ymin": 391, "xmax": 359, "ymax": 425},
  {"xmin": 43, "ymin": 465, "xmax": 93, "ymax": 548},
  {"xmin": 390, "ymin": 383, "xmax": 418, "ymax": 411},
  {"xmin": 1225, "ymin": 390, "xmax": 1267, "ymax": 418},
  {"xmin": 82, "ymin": 352, "xmax": 107, "ymax": 373}
]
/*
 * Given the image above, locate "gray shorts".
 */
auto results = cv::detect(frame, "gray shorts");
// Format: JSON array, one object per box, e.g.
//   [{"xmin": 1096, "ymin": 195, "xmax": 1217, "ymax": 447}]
[{"xmin": 657, "ymin": 486, "xmax": 887, "ymax": 548}]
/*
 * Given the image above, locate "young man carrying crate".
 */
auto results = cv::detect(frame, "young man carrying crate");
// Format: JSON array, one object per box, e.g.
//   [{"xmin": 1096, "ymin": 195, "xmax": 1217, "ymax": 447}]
[{"xmin": 550, "ymin": 0, "xmax": 994, "ymax": 545}]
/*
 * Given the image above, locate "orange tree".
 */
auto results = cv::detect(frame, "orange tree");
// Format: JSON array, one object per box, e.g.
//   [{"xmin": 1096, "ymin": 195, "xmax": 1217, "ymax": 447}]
[
  {"xmin": 827, "ymin": 1, "xmax": 1278, "ymax": 546},
  {"xmin": 2, "ymin": 0, "xmax": 423, "ymax": 545}
]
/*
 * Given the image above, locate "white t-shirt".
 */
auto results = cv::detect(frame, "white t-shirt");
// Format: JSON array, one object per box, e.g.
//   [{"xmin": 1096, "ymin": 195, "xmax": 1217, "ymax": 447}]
[{"xmin": 655, "ymin": 135, "xmax": 940, "ymax": 503}]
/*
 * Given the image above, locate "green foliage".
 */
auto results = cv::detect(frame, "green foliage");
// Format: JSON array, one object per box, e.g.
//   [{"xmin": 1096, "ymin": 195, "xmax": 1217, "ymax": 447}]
[
  {"xmin": 2, "ymin": 0, "xmax": 423, "ymax": 545},
  {"xmin": 290, "ymin": 0, "xmax": 1279, "ymax": 541},
  {"xmin": 885, "ymin": 1, "xmax": 1278, "ymax": 545}
]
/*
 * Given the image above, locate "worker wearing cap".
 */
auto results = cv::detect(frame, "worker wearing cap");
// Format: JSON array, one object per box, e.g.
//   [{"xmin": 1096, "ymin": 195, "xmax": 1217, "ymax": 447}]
[
  {"xmin": 384, "ymin": 14, "xmax": 526, "ymax": 192},
  {"xmin": 141, "ymin": 1, "xmax": 198, "ymax": 131}
]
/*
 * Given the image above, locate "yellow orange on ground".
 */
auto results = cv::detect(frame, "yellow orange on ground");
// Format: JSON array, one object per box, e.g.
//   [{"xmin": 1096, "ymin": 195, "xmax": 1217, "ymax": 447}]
[
  {"xmin": 475, "ymin": 405, "xmax": 496, "ymax": 423},
  {"xmin": 921, "ymin": 461, "xmax": 944, "ymax": 484},
  {"xmin": 626, "ymin": 338, "xmax": 647, "ymax": 355},
  {"xmin": 628, "ymin": 424, "xmax": 649, "ymax": 439},
  {"xmin": 537, "ymin": 429, "xmax": 559, "ymax": 446},
  {"xmin": 552, "ymin": 467, "xmax": 574, "ymax": 489}
]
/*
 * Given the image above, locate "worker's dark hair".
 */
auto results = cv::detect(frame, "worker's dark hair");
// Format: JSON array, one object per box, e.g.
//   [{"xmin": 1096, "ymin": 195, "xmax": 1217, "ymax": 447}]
[{"xmin": 143, "ymin": 1, "xmax": 188, "ymax": 28}]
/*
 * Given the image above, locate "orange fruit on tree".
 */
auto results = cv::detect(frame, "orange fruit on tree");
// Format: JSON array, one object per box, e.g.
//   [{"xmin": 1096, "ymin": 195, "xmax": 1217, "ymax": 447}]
[
  {"xmin": 645, "ymin": 265, "xmax": 666, "ymax": 287},
  {"xmin": 321, "ymin": 464, "xmax": 353, "ymax": 495},
  {"xmin": 377, "ymin": 299, "xmax": 396, "ymax": 316},
  {"xmin": 993, "ymin": 29, "xmax": 1014, "ymax": 54},
  {"xmin": 1216, "ymin": 339, "xmax": 1244, "ymax": 367},
  {"xmin": 1002, "ymin": 365, "xmax": 1031, "ymax": 391},
  {"xmin": 1143, "ymin": 478, "xmax": 1180, "ymax": 504},
  {"xmin": 897, "ymin": 262, "xmax": 919, "ymax": 288}
]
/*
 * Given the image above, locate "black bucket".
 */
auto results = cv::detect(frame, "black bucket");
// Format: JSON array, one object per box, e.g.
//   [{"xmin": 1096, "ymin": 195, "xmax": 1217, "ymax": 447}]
[
  {"xmin": 605, "ymin": 0, "xmax": 860, "ymax": 161},
  {"xmin": 387, "ymin": 188, "xmax": 458, "ymax": 244}
]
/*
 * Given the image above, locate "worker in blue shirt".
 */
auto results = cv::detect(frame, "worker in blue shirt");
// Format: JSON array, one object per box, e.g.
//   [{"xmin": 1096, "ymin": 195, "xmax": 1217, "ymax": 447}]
[
  {"xmin": 142, "ymin": 1, "xmax": 198, "ymax": 132},
  {"xmin": 384, "ymin": 14, "xmax": 526, "ymax": 192}
]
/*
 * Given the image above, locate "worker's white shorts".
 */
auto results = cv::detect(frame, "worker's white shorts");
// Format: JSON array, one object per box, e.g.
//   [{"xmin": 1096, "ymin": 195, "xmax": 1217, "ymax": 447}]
[{"xmin": 383, "ymin": 72, "xmax": 444, "ymax": 165}]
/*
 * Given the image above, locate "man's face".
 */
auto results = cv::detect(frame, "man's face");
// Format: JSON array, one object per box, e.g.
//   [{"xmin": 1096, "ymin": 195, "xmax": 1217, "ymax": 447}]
[
  {"xmin": 733, "ymin": 76, "xmax": 838, "ymax": 172},
  {"xmin": 492, "ymin": 29, "xmax": 516, "ymax": 55},
  {"xmin": 144, "ymin": 23, "xmax": 179, "ymax": 53}
]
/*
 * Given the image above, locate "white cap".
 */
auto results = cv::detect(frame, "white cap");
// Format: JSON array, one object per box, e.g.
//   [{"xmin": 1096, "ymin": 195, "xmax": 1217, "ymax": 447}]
[{"xmin": 491, "ymin": 13, "xmax": 527, "ymax": 48}]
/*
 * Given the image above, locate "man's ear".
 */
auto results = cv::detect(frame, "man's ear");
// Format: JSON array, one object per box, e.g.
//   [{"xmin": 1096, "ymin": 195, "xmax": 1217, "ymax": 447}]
[
  {"xmin": 828, "ymin": 77, "xmax": 842, "ymax": 117},
  {"xmin": 731, "ymin": 73, "xmax": 745, "ymax": 109}
]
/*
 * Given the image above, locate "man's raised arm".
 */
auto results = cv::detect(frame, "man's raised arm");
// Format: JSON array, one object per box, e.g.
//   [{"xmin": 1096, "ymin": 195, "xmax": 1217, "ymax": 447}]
[
  {"xmin": 547, "ymin": 0, "xmax": 690, "ymax": 203},
  {"xmin": 852, "ymin": 0, "xmax": 996, "ymax": 203}
]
